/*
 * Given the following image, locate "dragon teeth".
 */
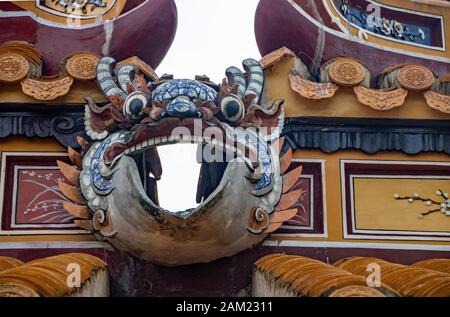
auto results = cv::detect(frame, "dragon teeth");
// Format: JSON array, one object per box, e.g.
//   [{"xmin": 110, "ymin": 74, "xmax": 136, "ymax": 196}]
[{"xmin": 122, "ymin": 135, "xmax": 242, "ymax": 155}]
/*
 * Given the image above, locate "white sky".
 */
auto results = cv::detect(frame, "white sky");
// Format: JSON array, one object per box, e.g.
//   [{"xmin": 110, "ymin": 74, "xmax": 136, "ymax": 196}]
[{"xmin": 155, "ymin": 0, "xmax": 260, "ymax": 212}]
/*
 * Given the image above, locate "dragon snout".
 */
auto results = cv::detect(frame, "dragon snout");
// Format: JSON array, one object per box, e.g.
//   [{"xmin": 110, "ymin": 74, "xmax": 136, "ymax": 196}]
[{"xmin": 165, "ymin": 96, "xmax": 201, "ymax": 118}]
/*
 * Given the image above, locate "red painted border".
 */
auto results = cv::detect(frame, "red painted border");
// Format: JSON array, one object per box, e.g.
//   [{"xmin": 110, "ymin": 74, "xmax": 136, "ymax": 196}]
[
  {"xmin": 277, "ymin": 161, "xmax": 325, "ymax": 235},
  {"xmin": 1, "ymin": 154, "xmax": 73, "ymax": 232}
]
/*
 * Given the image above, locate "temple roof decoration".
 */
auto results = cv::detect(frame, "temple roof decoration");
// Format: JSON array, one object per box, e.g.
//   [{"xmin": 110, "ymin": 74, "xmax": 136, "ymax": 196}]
[
  {"xmin": 0, "ymin": 0, "xmax": 177, "ymax": 74},
  {"xmin": 424, "ymin": 89, "xmax": 450, "ymax": 113},
  {"xmin": 0, "ymin": 253, "xmax": 108, "ymax": 297},
  {"xmin": 0, "ymin": 42, "xmax": 157, "ymax": 102},
  {"xmin": 413, "ymin": 259, "xmax": 450, "ymax": 274},
  {"xmin": 66, "ymin": 53, "xmax": 99, "ymax": 81},
  {"xmin": 0, "ymin": 54, "xmax": 30, "ymax": 84},
  {"xmin": 260, "ymin": 46, "xmax": 296, "ymax": 69},
  {"xmin": 21, "ymin": 76, "xmax": 74, "ymax": 101},
  {"xmin": 327, "ymin": 58, "xmax": 367, "ymax": 87},
  {"xmin": 353, "ymin": 86, "xmax": 408, "ymax": 110},
  {"xmin": 254, "ymin": 254, "xmax": 450, "ymax": 297},
  {"xmin": 335, "ymin": 257, "xmax": 450, "ymax": 297},
  {"xmin": 51, "ymin": 54, "xmax": 299, "ymax": 266},
  {"xmin": 255, "ymin": 0, "xmax": 450, "ymax": 78},
  {"xmin": 0, "ymin": 257, "xmax": 23, "ymax": 273},
  {"xmin": 339, "ymin": 1, "xmax": 430, "ymax": 46},
  {"xmin": 253, "ymin": 254, "xmax": 398, "ymax": 297},
  {"xmin": 13, "ymin": 0, "xmax": 126, "ymax": 25},
  {"xmin": 264, "ymin": 46, "xmax": 450, "ymax": 114},
  {"xmin": 397, "ymin": 64, "xmax": 436, "ymax": 91},
  {"xmin": 289, "ymin": 74, "xmax": 339, "ymax": 100}
]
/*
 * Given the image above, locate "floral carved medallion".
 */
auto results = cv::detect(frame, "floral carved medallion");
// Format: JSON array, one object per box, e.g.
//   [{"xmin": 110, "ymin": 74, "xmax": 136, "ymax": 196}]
[
  {"xmin": 0, "ymin": 53, "xmax": 30, "ymax": 84},
  {"xmin": 66, "ymin": 53, "xmax": 99, "ymax": 81},
  {"xmin": 397, "ymin": 65, "xmax": 435, "ymax": 91},
  {"xmin": 328, "ymin": 58, "xmax": 366, "ymax": 86}
]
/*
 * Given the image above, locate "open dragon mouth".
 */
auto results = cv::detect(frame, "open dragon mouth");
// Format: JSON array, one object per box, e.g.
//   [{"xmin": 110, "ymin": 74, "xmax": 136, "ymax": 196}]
[
  {"xmin": 128, "ymin": 136, "xmax": 232, "ymax": 216},
  {"xmin": 57, "ymin": 55, "xmax": 302, "ymax": 266},
  {"xmin": 103, "ymin": 118, "xmax": 260, "ymax": 217}
]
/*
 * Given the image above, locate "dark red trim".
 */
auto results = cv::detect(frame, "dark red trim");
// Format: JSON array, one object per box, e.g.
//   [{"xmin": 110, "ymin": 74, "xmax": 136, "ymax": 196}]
[
  {"xmin": 0, "ymin": 0, "xmax": 178, "ymax": 74},
  {"xmin": 1, "ymin": 154, "xmax": 73, "ymax": 232},
  {"xmin": 277, "ymin": 161, "xmax": 325, "ymax": 234},
  {"xmin": 0, "ymin": 245, "xmax": 449, "ymax": 296}
]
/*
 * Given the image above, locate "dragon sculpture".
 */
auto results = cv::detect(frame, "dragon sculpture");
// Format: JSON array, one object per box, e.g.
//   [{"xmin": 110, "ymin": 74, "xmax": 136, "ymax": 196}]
[{"xmin": 57, "ymin": 56, "xmax": 303, "ymax": 266}]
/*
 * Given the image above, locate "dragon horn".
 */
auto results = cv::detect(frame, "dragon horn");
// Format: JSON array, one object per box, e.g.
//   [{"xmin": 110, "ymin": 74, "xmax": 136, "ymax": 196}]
[
  {"xmin": 243, "ymin": 59, "xmax": 264, "ymax": 104},
  {"xmin": 225, "ymin": 66, "xmax": 246, "ymax": 98},
  {"xmin": 116, "ymin": 64, "xmax": 138, "ymax": 93},
  {"xmin": 96, "ymin": 57, "xmax": 127, "ymax": 98}
]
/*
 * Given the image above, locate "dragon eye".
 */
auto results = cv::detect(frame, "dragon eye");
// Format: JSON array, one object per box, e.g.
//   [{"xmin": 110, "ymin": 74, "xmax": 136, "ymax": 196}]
[
  {"xmin": 221, "ymin": 96, "xmax": 244, "ymax": 122},
  {"xmin": 124, "ymin": 93, "xmax": 148, "ymax": 117}
]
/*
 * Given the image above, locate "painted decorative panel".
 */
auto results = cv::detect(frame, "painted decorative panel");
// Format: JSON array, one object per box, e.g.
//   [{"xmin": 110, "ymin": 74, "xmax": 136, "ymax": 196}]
[
  {"xmin": 341, "ymin": 160, "xmax": 450, "ymax": 241},
  {"xmin": 0, "ymin": 152, "xmax": 87, "ymax": 235},
  {"xmin": 332, "ymin": 0, "xmax": 444, "ymax": 49},
  {"xmin": 276, "ymin": 160, "xmax": 327, "ymax": 236}
]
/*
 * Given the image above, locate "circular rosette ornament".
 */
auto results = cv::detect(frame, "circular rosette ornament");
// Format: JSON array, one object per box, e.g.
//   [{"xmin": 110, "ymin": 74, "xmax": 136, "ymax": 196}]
[
  {"xmin": 328, "ymin": 58, "xmax": 367, "ymax": 87},
  {"xmin": 396, "ymin": 65, "xmax": 435, "ymax": 91},
  {"xmin": 0, "ymin": 53, "xmax": 29, "ymax": 84}
]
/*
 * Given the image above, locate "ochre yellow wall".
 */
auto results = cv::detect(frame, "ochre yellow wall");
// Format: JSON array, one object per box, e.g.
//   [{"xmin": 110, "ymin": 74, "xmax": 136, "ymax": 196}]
[
  {"xmin": 263, "ymin": 55, "xmax": 450, "ymax": 120},
  {"xmin": 269, "ymin": 149, "xmax": 450, "ymax": 246}
]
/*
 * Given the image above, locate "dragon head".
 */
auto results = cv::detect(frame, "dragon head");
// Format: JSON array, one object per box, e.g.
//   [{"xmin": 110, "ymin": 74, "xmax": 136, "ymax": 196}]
[{"xmin": 58, "ymin": 57, "xmax": 302, "ymax": 266}]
